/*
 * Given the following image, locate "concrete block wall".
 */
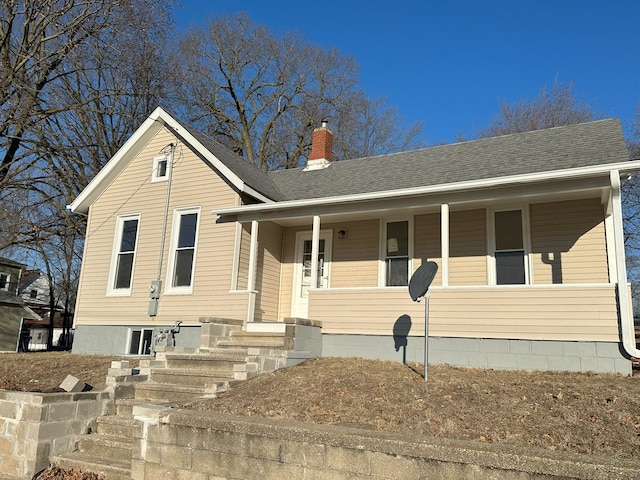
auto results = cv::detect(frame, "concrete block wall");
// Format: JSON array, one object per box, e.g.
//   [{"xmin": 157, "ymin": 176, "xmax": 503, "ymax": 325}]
[
  {"xmin": 131, "ymin": 407, "xmax": 640, "ymax": 480},
  {"xmin": 0, "ymin": 389, "xmax": 110, "ymax": 478},
  {"xmin": 322, "ymin": 334, "xmax": 632, "ymax": 375}
]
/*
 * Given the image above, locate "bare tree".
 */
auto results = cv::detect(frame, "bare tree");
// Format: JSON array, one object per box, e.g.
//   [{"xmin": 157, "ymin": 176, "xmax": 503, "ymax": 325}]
[
  {"xmin": 0, "ymin": 1, "xmax": 177, "ymax": 346},
  {"xmin": 478, "ymin": 81, "xmax": 599, "ymax": 138},
  {"xmin": 177, "ymin": 13, "xmax": 423, "ymax": 170},
  {"xmin": 622, "ymin": 107, "xmax": 640, "ymax": 310}
]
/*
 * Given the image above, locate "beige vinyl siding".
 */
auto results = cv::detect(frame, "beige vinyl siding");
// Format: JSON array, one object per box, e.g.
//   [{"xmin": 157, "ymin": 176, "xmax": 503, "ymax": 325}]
[
  {"xmin": 310, "ymin": 285, "xmax": 619, "ymax": 341},
  {"xmin": 530, "ymin": 198, "xmax": 608, "ymax": 284},
  {"xmin": 414, "ymin": 213, "xmax": 442, "ymax": 286},
  {"xmin": 75, "ymin": 128, "xmax": 248, "ymax": 327},
  {"xmin": 331, "ymin": 219, "xmax": 379, "ymax": 288},
  {"xmin": 236, "ymin": 223, "xmax": 251, "ymax": 290},
  {"xmin": 278, "ymin": 225, "xmax": 299, "ymax": 318},
  {"xmin": 449, "ymin": 209, "xmax": 487, "ymax": 285},
  {"xmin": 254, "ymin": 221, "xmax": 283, "ymax": 321},
  {"xmin": 279, "ymin": 220, "xmax": 380, "ymax": 318}
]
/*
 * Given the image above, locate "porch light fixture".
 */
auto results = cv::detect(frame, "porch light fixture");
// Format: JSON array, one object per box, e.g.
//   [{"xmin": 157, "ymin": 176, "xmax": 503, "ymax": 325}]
[{"xmin": 338, "ymin": 229, "xmax": 347, "ymax": 239}]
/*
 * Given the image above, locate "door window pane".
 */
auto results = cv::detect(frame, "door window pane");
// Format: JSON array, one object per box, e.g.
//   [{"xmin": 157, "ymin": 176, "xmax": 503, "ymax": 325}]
[{"xmin": 302, "ymin": 239, "xmax": 325, "ymax": 287}]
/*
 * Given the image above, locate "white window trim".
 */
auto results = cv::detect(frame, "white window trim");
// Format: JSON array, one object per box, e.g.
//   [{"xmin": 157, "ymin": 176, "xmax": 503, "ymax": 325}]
[
  {"xmin": 107, "ymin": 214, "xmax": 141, "ymax": 296},
  {"xmin": 487, "ymin": 206, "xmax": 532, "ymax": 285},
  {"xmin": 165, "ymin": 206, "xmax": 201, "ymax": 295},
  {"xmin": 0, "ymin": 272, "xmax": 10, "ymax": 291},
  {"xmin": 378, "ymin": 217, "xmax": 414, "ymax": 287},
  {"xmin": 126, "ymin": 328, "xmax": 154, "ymax": 355},
  {"xmin": 151, "ymin": 154, "xmax": 171, "ymax": 183}
]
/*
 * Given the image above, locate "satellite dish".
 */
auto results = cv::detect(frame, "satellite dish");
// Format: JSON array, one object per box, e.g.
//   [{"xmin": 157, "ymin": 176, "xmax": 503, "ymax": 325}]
[{"xmin": 408, "ymin": 261, "xmax": 438, "ymax": 301}]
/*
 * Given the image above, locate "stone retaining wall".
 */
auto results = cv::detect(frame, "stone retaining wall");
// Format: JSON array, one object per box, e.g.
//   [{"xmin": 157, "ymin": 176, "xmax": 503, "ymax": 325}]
[
  {"xmin": 132, "ymin": 407, "xmax": 640, "ymax": 480},
  {"xmin": 0, "ymin": 389, "xmax": 110, "ymax": 478}
]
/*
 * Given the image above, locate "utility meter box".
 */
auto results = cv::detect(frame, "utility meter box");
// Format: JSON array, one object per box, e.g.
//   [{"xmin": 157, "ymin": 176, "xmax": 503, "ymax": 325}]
[{"xmin": 149, "ymin": 280, "xmax": 161, "ymax": 299}]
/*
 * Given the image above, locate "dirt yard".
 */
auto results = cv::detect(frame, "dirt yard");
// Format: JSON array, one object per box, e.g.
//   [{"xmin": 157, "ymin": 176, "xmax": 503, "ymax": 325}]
[{"xmin": 1, "ymin": 352, "xmax": 639, "ymax": 478}]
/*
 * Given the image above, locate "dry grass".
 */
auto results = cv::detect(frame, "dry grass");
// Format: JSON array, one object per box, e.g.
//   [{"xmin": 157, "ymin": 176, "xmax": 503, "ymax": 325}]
[
  {"xmin": 1, "ymin": 352, "xmax": 639, "ymax": 478},
  {"xmin": 0, "ymin": 352, "xmax": 133, "ymax": 393},
  {"xmin": 184, "ymin": 357, "xmax": 640, "ymax": 460}
]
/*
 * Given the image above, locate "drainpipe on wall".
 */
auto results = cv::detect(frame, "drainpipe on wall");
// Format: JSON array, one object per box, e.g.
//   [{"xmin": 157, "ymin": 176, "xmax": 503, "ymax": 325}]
[{"xmin": 609, "ymin": 170, "xmax": 640, "ymax": 359}]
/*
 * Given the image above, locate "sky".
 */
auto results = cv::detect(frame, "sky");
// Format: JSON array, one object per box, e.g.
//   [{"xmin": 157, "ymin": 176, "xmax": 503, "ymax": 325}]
[{"xmin": 172, "ymin": 1, "xmax": 639, "ymax": 145}]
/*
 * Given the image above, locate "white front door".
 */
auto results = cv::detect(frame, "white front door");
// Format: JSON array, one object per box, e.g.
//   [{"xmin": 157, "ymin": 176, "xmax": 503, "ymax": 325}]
[{"xmin": 292, "ymin": 231, "xmax": 332, "ymax": 318}]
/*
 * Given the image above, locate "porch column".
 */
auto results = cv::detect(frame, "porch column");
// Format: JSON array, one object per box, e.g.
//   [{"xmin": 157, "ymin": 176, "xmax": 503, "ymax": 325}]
[
  {"xmin": 246, "ymin": 220, "xmax": 259, "ymax": 323},
  {"xmin": 441, "ymin": 203, "xmax": 449, "ymax": 286},
  {"xmin": 310, "ymin": 215, "xmax": 321, "ymax": 289}
]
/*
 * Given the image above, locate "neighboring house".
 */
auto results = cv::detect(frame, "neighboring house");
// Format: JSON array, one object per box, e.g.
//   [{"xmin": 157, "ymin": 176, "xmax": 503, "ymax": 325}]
[
  {"xmin": 0, "ymin": 257, "xmax": 40, "ymax": 351},
  {"xmin": 69, "ymin": 107, "xmax": 640, "ymax": 374},
  {"xmin": 19, "ymin": 269, "xmax": 53, "ymax": 310},
  {"xmin": 18, "ymin": 269, "xmax": 72, "ymax": 350}
]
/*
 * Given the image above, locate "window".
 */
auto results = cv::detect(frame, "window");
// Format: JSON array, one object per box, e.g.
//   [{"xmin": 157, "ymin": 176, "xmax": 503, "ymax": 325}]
[
  {"xmin": 108, "ymin": 214, "xmax": 140, "ymax": 295},
  {"xmin": 29, "ymin": 289, "xmax": 38, "ymax": 299},
  {"xmin": 383, "ymin": 220, "xmax": 411, "ymax": 286},
  {"xmin": 166, "ymin": 207, "xmax": 200, "ymax": 293},
  {"xmin": 152, "ymin": 155, "xmax": 170, "ymax": 182},
  {"xmin": 0, "ymin": 273, "xmax": 9, "ymax": 291},
  {"xmin": 492, "ymin": 209, "xmax": 529, "ymax": 285},
  {"xmin": 128, "ymin": 329, "xmax": 153, "ymax": 355}
]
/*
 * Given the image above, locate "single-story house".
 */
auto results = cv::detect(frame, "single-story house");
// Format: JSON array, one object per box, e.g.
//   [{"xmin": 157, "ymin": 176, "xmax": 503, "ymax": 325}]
[
  {"xmin": 0, "ymin": 257, "xmax": 40, "ymax": 351},
  {"xmin": 69, "ymin": 107, "xmax": 640, "ymax": 374}
]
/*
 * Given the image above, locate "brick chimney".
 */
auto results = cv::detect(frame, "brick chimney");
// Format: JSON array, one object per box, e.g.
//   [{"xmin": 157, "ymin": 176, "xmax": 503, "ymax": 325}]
[{"xmin": 305, "ymin": 121, "xmax": 333, "ymax": 170}]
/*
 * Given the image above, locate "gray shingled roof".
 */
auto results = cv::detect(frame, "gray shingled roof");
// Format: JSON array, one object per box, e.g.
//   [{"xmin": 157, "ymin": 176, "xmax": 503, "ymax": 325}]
[
  {"xmin": 177, "ymin": 118, "xmax": 629, "ymax": 203},
  {"xmin": 176, "ymin": 119, "xmax": 286, "ymax": 201},
  {"xmin": 267, "ymin": 119, "xmax": 630, "ymax": 200}
]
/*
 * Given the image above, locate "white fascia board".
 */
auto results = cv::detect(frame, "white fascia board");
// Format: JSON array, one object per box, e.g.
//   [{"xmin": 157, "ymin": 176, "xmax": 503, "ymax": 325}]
[
  {"xmin": 212, "ymin": 160, "xmax": 640, "ymax": 217},
  {"xmin": 157, "ymin": 112, "xmax": 274, "ymax": 204},
  {"xmin": 67, "ymin": 111, "xmax": 164, "ymax": 214},
  {"xmin": 68, "ymin": 107, "xmax": 274, "ymax": 214}
]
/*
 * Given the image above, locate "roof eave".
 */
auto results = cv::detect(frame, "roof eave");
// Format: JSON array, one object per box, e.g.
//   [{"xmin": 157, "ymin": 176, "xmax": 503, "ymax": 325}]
[
  {"xmin": 68, "ymin": 107, "xmax": 275, "ymax": 215},
  {"xmin": 212, "ymin": 160, "xmax": 640, "ymax": 219}
]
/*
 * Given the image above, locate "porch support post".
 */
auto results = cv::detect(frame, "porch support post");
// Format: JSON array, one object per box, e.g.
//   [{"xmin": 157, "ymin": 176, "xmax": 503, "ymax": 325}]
[
  {"xmin": 246, "ymin": 220, "xmax": 259, "ymax": 324},
  {"xmin": 311, "ymin": 215, "xmax": 321, "ymax": 290},
  {"xmin": 441, "ymin": 203, "xmax": 449, "ymax": 286}
]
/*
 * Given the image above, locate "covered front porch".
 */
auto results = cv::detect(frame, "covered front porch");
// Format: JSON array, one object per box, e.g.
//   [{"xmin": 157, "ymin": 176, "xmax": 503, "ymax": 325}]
[{"xmin": 214, "ymin": 169, "xmax": 636, "ymax": 374}]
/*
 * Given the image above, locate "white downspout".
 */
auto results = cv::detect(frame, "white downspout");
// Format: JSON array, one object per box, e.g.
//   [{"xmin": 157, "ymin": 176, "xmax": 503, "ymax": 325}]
[{"xmin": 609, "ymin": 170, "xmax": 640, "ymax": 358}]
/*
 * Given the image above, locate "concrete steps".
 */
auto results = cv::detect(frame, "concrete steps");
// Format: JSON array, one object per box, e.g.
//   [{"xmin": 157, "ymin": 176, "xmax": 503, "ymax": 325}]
[
  {"xmin": 133, "ymin": 382, "xmax": 222, "ymax": 402},
  {"xmin": 53, "ymin": 322, "xmax": 302, "ymax": 479},
  {"xmin": 218, "ymin": 331, "xmax": 291, "ymax": 349},
  {"xmin": 96, "ymin": 415, "xmax": 143, "ymax": 438},
  {"xmin": 55, "ymin": 451, "xmax": 131, "ymax": 480}
]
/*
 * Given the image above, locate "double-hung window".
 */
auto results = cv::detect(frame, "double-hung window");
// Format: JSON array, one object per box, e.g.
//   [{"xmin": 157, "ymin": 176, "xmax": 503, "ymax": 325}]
[
  {"xmin": 166, "ymin": 207, "xmax": 200, "ymax": 293},
  {"xmin": 382, "ymin": 219, "xmax": 411, "ymax": 286},
  {"xmin": 0, "ymin": 273, "xmax": 10, "ymax": 291},
  {"xmin": 491, "ymin": 208, "xmax": 529, "ymax": 285},
  {"xmin": 108, "ymin": 214, "xmax": 140, "ymax": 295}
]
